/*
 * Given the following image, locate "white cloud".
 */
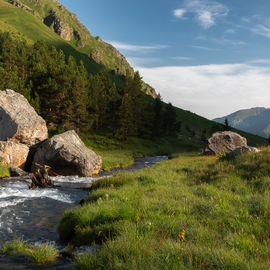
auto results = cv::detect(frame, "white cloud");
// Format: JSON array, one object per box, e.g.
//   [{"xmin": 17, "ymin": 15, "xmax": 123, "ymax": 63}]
[
  {"xmin": 173, "ymin": 0, "xmax": 229, "ymax": 28},
  {"xmin": 170, "ymin": 56, "xmax": 192, "ymax": 61},
  {"xmin": 127, "ymin": 57, "xmax": 162, "ymax": 67},
  {"xmin": 135, "ymin": 63, "xmax": 270, "ymax": 119},
  {"xmin": 191, "ymin": 45, "xmax": 220, "ymax": 51},
  {"xmin": 106, "ymin": 41, "xmax": 168, "ymax": 52},
  {"xmin": 252, "ymin": 24, "xmax": 270, "ymax": 38},
  {"xmin": 173, "ymin": 9, "xmax": 186, "ymax": 18}
]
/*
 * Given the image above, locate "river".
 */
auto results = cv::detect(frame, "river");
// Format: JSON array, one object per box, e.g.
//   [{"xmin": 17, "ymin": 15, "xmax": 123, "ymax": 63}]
[{"xmin": 0, "ymin": 156, "xmax": 167, "ymax": 269}]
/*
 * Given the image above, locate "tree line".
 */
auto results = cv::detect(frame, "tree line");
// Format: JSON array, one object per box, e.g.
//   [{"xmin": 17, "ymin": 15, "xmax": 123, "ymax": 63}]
[{"xmin": 0, "ymin": 31, "xmax": 180, "ymax": 140}]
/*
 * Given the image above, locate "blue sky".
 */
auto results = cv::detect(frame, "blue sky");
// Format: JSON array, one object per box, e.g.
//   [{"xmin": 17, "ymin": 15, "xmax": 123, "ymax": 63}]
[{"xmin": 59, "ymin": 0, "xmax": 270, "ymax": 119}]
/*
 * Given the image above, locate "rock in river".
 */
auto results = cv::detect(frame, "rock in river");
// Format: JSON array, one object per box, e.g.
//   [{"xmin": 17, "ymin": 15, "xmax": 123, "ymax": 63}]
[
  {"xmin": 204, "ymin": 131, "xmax": 248, "ymax": 155},
  {"xmin": 32, "ymin": 130, "xmax": 102, "ymax": 177},
  {"xmin": 0, "ymin": 89, "xmax": 48, "ymax": 146}
]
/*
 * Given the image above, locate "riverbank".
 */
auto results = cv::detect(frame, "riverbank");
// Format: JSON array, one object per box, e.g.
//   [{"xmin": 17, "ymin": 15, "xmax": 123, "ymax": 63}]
[
  {"xmin": 0, "ymin": 156, "xmax": 168, "ymax": 269},
  {"xmin": 81, "ymin": 132, "xmax": 201, "ymax": 171},
  {"xmin": 59, "ymin": 148, "xmax": 270, "ymax": 269}
]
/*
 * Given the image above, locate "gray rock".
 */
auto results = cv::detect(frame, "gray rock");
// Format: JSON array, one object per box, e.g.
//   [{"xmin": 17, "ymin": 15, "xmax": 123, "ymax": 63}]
[
  {"xmin": 204, "ymin": 131, "xmax": 247, "ymax": 155},
  {"xmin": 32, "ymin": 130, "xmax": 102, "ymax": 177},
  {"xmin": 0, "ymin": 89, "xmax": 48, "ymax": 146},
  {"xmin": 226, "ymin": 146, "xmax": 260, "ymax": 158},
  {"xmin": 0, "ymin": 141, "xmax": 29, "ymax": 169},
  {"xmin": 9, "ymin": 167, "xmax": 29, "ymax": 177}
]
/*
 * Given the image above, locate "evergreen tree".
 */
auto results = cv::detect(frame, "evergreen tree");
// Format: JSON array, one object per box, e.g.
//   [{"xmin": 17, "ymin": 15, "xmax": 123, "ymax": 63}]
[
  {"xmin": 224, "ymin": 118, "xmax": 230, "ymax": 131},
  {"xmin": 163, "ymin": 102, "xmax": 178, "ymax": 136},
  {"xmin": 151, "ymin": 94, "xmax": 163, "ymax": 138},
  {"xmin": 117, "ymin": 71, "xmax": 143, "ymax": 139}
]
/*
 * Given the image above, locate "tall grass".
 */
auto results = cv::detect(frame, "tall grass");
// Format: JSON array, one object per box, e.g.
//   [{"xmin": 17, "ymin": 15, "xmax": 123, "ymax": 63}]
[
  {"xmin": 58, "ymin": 148, "xmax": 270, "ymax": 269},
  {"xmin": 1, "ymin": 239, "xmax": 58, "ymax": 265}
]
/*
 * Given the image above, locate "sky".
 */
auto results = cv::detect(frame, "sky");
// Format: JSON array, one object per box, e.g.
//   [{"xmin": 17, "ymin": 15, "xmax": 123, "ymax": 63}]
[{"xmin": 59, "ymin": 0, "xmax": 270, "ymax": 119}]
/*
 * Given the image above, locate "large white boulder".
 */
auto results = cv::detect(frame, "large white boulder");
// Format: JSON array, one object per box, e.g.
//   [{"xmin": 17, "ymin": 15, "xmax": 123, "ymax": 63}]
[{"xmin": 0, "ymin": 89, "xmax": 48, "ymax": 146}]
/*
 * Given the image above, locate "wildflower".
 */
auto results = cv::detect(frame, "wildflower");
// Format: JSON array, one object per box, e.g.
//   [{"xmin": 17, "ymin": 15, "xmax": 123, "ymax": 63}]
[
  {"xmin": 178, "ymin": 229, "xmax": 185, "ymax": 241},
  {"xmin": 135, "ymin": 214, "xmax": 140, "ymax": 224}
]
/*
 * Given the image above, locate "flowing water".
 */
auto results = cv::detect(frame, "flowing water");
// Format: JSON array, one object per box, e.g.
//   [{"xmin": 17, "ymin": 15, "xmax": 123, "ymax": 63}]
[{"xmin": 0, "ymin": 156, "xmax": 167, "ymax": 269}]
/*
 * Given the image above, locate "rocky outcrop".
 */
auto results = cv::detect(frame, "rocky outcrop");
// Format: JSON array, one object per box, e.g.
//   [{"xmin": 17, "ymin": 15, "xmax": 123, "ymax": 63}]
[
  {"xmin": 204, "ymin": 131, "xmax": 248, "ymax": 155},
  {"xmin": 32, "ymin": 130, "xmax": 102, "ymax": 177},
  {"xmin": 0, "ymin": 89, "xmax": 48, "ymax": 146},
  {"xmin": 226, "ymin": 146, "xmax": 260, "ymax": 159},
  {"xmin": 44, "ymin": 10, "xmax": 73, "ymax": 41},
  {"xmin": 90, "ymin": 50, "xmax": 103, "ymax": 64},
  {"xmin": 9, "ymin": 167, "xmax": 29, "ymax": 177},
  {"xmin": 0, "ymin": 141, "xmax": 29, "ymax": 169}
]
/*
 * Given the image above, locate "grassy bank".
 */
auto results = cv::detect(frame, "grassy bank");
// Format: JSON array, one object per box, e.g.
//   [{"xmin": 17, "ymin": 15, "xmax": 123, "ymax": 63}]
[
  {"xmin": 1, "ymin": 239, "xmax": 58, "ymax": 265},
  {"xmin": 81, "ymin": 132, "xmax": 201, "ymax": 171},
  {"xmin": 59, "ymin": 148, "xmax": 270, "ymax": 269}
]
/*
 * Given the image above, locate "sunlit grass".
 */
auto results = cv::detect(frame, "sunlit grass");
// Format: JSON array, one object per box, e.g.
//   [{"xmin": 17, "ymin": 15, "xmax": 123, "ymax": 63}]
[
  {"xmin": 59, "ymin": 148, "xmax": 270, "ymax": 269},
  {"xmin": 0, "ymin": 163, "xmax": 10, "ymax": 178},
  {"xmin": 29, "ymin": 243, "xmax": 58, "ymax": 265}
]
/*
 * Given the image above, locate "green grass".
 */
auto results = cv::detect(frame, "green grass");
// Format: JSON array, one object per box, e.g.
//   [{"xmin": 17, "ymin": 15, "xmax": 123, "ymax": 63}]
[
  {"xmin": 1, "ymin": 239, "xmax": 31, "ymax": 255},
  {"xmin": 81, "ymin": 132, "xmax": 200, "ymax": 171},
  {"xmin": 0, "ymin": 163, "xmax": 10, "ymax": 178},
  {"xmin": 29, "ymin": 243, "xmax": 58, "ymax": 265},
  {"xmin": 1, "ymin": 239, "xmax": 58, "ymax": 265},
  {"xmin": 58, "ymin": 147, "xmax": 270, "ymax": 270}
]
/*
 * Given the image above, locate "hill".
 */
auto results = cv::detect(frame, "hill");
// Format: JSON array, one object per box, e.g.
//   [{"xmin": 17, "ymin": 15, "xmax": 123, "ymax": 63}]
[
  {"xmin": 213, "ymin": 107, "xmax": 270, "ymax": 138},
  {"xmin": 0, "ymin": 0, "xmax": 156, "ymax": 97}
]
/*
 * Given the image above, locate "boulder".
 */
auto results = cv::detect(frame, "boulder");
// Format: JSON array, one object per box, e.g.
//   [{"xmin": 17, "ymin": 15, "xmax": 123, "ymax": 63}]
[
  {"xmin": 32, "ymin": 130, "xmax": 102, "ymax": 177},
  {"xmin": 204, "ymin": 131, "xmax": 248, "ymax": 155},
  {"xmin": 226, "ymin": 146, "xmax": 260, "ymax": 159},
  {"xmin": 0, "ymin": 89, "xmax": 48, "ymax": 146},
  {"xmin": 0, "ymin": 141, "xmax": 29, "ymax": 169}
]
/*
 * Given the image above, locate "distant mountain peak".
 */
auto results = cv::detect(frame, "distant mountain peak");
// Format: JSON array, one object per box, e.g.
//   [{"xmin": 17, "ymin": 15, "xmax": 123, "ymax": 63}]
[{"xmin": 214, "ymin": 107, "xmax": 270, "ymax": 138}]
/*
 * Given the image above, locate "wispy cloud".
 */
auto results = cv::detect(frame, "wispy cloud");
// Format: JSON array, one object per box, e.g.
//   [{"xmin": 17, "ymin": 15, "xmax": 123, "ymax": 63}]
[
  {"xmin": 127, "ymin": 57, "xmax": 162, "ymax": 67},
  {"xmin": 170, "ymin": 56, "xmax": 192, "ymax": 61},
  {"xmin": 225, "ymin": 29, "xmax": 236, "ymax": 34},
  {"xmin": 107, "ymin": 41, "xmax": 169, "ymax": 52},
  {"xmin": 252, "ymin": 24, "xmax": 270, "ymax": 38},
  {"xmin": 173, "ymin": 0, "xmax": 229, "ymax": 28},
  {"xmin": 173, "ymin": 9, "xmax": 186, "ymax": 18},
  {"xmin": 191, "ymin": 45, "xmax": 221, "ymax": 51},
  {"xmin": 135, "ymin": 63, "xmax": 270, "ymax": 119}
]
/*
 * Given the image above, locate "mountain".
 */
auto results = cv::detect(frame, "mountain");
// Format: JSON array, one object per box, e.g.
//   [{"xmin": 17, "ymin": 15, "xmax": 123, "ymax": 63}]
[
  {"xmin": 213, "ymin": 107, "xmax": 270, "ymax": 138},
  {"xmin": 0, "ymin": 0, "xmax": 157, "ymax": 97}
]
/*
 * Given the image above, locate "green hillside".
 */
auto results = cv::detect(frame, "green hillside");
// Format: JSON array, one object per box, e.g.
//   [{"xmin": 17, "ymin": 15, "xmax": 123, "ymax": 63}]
[{"xmin": 0, "ymin": 0, "xmax": 156, "ymax": 96}]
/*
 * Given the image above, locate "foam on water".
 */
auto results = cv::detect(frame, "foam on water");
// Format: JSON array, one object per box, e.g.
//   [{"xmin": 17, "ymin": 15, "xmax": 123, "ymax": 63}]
[{"xmin": 0, "ymin": 181, "xmax": 75, "ymax": 207}]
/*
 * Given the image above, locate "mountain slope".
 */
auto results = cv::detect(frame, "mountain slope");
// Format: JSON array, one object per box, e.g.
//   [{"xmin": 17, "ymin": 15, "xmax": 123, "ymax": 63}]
[
  {"xmin": 1, "ymin": 0, "xmax": 156, "ymax": 97},
  {"xmin": 213, "ymin": 107, "xmax": 270, "ymax": 138}
]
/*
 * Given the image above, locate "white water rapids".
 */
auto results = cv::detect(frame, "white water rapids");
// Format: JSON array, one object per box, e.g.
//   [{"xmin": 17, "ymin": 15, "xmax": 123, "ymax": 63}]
[{"xmin": 0, "ymin": 156, "xmax": 167, "ymax": 247}]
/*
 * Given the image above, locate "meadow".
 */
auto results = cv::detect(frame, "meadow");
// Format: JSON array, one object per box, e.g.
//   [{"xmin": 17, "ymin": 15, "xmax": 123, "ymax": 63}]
[{"xmin": 58, "ymin": 148, "xmax": 270, "ymax": 270}]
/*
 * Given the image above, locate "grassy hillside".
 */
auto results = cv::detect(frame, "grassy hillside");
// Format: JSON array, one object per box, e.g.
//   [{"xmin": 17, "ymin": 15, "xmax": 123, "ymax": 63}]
[
  {"xmin": 59, "ymin": 148, "xmax": 270, "ymax": 269},
  {"xmin": 0, "ymin": 0, "xmax": 156, "ymax": 96}
]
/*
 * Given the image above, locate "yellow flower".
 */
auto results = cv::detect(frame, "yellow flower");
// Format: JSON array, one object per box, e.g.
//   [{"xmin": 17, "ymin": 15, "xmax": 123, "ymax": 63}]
[
  {"xmin": 135, "ymin": 214, "xmax": 140, "ymax": 223},
  {"xmin": 178, "ymin": 229, "xmax": 185, "ymax": 241}
]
